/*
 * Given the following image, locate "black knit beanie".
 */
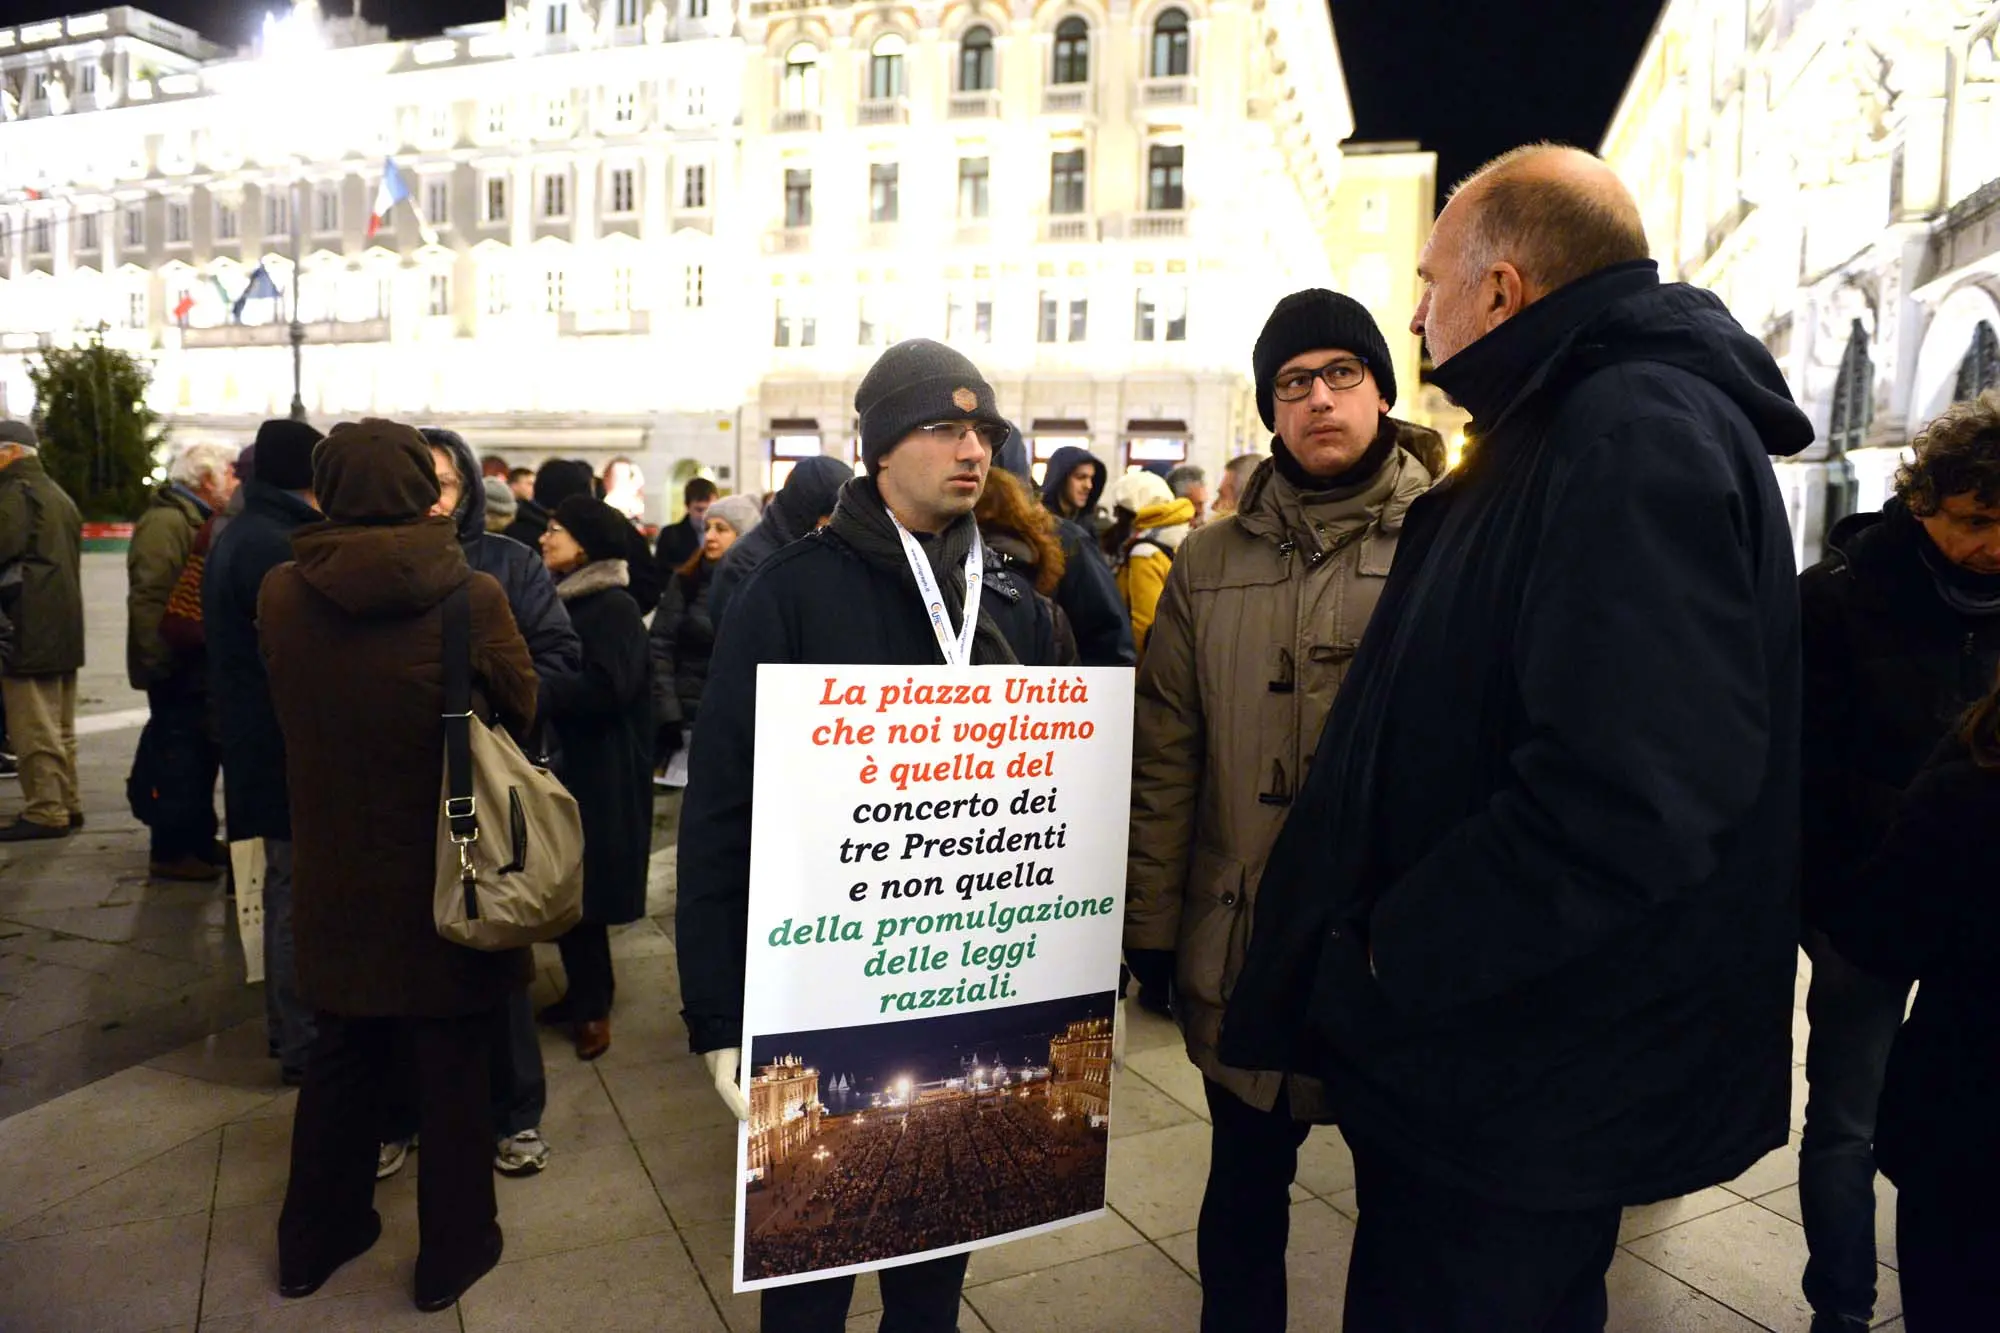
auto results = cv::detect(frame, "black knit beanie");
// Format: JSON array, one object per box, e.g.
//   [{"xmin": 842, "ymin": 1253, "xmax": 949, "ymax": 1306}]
[
  {"xmin": 854, "ymin": 339, "xmax": 1005, "ymax": 476},
  {"xmin": 533, "ymin": 458, "xmax": 596, "ymax": 510},
  {"xmin": 1251, "ymin": 289, "xmax": 1397, "ymax": 429},
  {"xmin": 252, "ymin": 418, "xmax": 323, "ymax": 491},
  {"xmin": 553, "ymin": 495, "xmax": 634, "ymax": 564}
]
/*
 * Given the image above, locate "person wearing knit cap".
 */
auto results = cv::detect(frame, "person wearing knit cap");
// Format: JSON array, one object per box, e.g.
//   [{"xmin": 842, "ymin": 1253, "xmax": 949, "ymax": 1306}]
[
  {"xmin": 676, "ymin": 338, "xmax": 1063, "ymax": 1331},
  {"xmin": 703, "ymin": 494, "xmax": 762, "ymax": 542},
  {"xmin": 1123, "ymin": 287, "xmax": 1435, "ymax": 1332},
  {"xmin": 205, "ymin": 418, "xmax": 326, "ymax": 1080},
  {"xmin": 536, "ymin": 496, "xmax": 653, "ymax": 1062},
  {"xmin": 481, "ymin": 477, "xmax": 517, "ymax": 534}
]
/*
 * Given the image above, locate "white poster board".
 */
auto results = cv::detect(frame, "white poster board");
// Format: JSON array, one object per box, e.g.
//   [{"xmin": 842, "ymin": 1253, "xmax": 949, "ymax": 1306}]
[{"xmin": 733, "ymin": 663, "xmax": 1134, "ymax": 1292}]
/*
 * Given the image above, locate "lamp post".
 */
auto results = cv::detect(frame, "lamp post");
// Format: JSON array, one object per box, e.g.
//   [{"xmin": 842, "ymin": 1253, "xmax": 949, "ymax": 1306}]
[{"xmin": 287, "ymin": 177, "xmax": 306, "ymax": 421}]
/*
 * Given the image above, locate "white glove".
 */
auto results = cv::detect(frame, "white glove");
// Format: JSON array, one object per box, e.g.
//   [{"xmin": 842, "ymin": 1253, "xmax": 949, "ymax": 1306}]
[
  {"xmin": 703, "ymin": 1047, "xmax": 750, "ymax": 1121},
  {"xmin": 1112, "ymin": 997, "xmax": 1129, "ymax": 1072}
]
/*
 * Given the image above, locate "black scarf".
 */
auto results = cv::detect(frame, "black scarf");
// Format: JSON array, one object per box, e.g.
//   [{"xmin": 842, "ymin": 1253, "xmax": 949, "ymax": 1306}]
[
  {"xmin": 827, "ymin": 477, "xmax": 1019, "ymax": 664},
  {"xmin": 1271, "ymin": 413, "xmax": 1400, "ymax": 492},
  {"xmin": 1914, "ymin": 515, "xmax": 2000, "ymax": 617}
]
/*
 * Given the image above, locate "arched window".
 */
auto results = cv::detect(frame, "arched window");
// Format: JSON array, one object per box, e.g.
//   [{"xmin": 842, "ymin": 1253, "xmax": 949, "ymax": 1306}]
[
  {"xmin": 869, "ymin": 34, "xmax": 907, "ymax": 101},
  {"xmin": 781, "ymin": 43, "xmax": 820, "ymax": 112},
  {"xmin": 1151, "ymin": 8, "xmax": 1189, "ymax": 78},
  {"xmin": 959, "ymin": 25, "xmax": 995, "ymax": 92},
  {"xmin": 1954, "ymin": 320, "xmax": 2000, "ymax": 401},
  {"xmin": 1828, "ymin": 319, "xmax": 1873, "ymax": 459},
  {"xmin": 1052, "ymin": 17, "xmax": 1090, "ymax": 86}
]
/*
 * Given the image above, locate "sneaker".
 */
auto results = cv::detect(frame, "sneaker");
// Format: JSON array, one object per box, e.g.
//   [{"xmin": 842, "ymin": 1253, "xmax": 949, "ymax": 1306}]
[
  {"xmin": 0, "ymin": 750, "xmax": 16, "ymax": 777},
  {"xmin": 0, "ymin": 817, "xmax": 68, "ymax": 842},
  {"xmin": 150, "ymin": 854, "xmax": 222, "ymax": 881},
  {"xmin": 494, "ymin": 1129, "xmax": 550, "ymax": 1177},
  {"xmin": 67, "ymin": 811, "xmax": 84, "ymax": 830},
  {"xmin": 376, "ymin": 1137, "xmax": 413, "ymax": 1181}
]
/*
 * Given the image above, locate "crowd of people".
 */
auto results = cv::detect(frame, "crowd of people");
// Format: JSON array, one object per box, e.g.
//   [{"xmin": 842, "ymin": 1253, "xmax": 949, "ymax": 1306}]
[
  {"xmin": 3, "ymin": 136, "xmax": 1999, "ymax": 1330},
  {"xmin": 744, "ymin": 1094, "xmax": 1106, "ymax": 1281}
]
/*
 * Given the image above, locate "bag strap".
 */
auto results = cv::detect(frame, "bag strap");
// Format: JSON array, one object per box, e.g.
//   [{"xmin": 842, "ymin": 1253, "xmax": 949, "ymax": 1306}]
[{"xmin": 442, "ymin": 582, "xmax": 478, "ymax": 850}]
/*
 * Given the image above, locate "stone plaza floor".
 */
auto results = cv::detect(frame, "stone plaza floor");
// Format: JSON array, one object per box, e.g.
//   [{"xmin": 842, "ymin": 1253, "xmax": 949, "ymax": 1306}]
[{"xmin": 0, "ymin": 556, "xmax": 1902, "ymax": 1332}]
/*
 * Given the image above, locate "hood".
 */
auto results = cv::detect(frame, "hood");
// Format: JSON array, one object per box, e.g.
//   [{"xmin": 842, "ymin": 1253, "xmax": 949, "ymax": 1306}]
[
  {"xmin": 420, "ymin": 427, "xmax": 485, "ymax": 544},
  {"xmin": 290, "ymin": 518, "xmax": 469, "ymax": 620},
  {"xmin": 1040, "ymin": 446, "xmax": 1108, "ymax": 516},
  {"xmin": 1235, "ymin": 440, "xmax": 1429, "ymax": 551},
  {"xmin": 1132, "ymin": 497, "xmax": 1196, "ymax": 553},
  {"xmin": 770, "ymin": 456, "xmax": 854, "ymax": 540},
  {"xmin": 1431, "ymin": 260, "xmax": 1814, "ymax": 461},
  {"xmin": 994, "ymin": 424, "xmax": 1033, "ymax": 487}
]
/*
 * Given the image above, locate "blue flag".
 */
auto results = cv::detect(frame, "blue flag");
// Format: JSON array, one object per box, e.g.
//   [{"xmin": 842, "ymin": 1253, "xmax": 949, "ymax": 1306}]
[{"xmin": 231, "ymin": 263, "xmax": 282, "ymax": 322}]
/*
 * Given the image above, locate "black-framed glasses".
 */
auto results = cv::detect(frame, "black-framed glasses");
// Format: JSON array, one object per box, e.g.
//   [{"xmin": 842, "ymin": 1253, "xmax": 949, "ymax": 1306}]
[
  {"xmin": 915, "ymin": 420, "xmax": 1008, "ymax": 450},
  {"xmin": 1272, "ymin": 357, "xmax": 1370, "ymax": 401}
]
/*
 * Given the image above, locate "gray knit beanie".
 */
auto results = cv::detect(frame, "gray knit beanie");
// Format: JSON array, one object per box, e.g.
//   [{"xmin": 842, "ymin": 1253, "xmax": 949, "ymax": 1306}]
[
  {"xmin": 706, "ymin": 494, "xmax": 763, "ymax": 538},
  {"xmin": 853, "ymin": 339, "xmax": 1006, "ymax": 476}
]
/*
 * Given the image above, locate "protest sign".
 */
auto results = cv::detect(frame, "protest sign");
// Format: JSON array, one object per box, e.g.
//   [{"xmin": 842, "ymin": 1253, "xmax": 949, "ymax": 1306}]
[{"xmin": 733, "ymin": 663, "xmax": 1134, "ymax": 1292}]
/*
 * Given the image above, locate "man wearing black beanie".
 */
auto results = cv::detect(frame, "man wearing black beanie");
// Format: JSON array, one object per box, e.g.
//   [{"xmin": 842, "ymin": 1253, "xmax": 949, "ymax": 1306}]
[
  {"xmin": 677, "ymin": 338, "xmax": 1063, "ymax": 1331},
  {"xmin": 1125, "ymin": 288, "xmax": 1436, "ymax": 1332}
]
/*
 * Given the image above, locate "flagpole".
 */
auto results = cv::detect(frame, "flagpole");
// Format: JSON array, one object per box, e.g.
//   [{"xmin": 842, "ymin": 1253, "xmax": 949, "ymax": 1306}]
[{"xmin": 287, "ymin": 176, "xmax": 306, "ymax": 422}]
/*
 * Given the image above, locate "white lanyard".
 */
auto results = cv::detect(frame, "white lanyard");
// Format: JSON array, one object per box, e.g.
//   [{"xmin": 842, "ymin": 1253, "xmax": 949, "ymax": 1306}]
[{"xmin": 888, "ymin": 512, "xmax": 984, "ymax": 666}]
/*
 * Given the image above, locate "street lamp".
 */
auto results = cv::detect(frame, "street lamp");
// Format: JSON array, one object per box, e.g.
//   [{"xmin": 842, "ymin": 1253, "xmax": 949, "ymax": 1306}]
[{"xmin": 288, "ymin": 176, "xmax": 305, "ymax": 421}]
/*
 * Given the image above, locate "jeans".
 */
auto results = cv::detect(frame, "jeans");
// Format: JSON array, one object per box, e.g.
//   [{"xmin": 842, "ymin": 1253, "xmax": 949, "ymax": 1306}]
[
  {"xmin": 260, "ymin": 839, "xmax": 316, "ymax": 1075},
  {"xmin": 760, "ymin": 1252, "xmax": 968, "ymax": 1333},
  {"xmin": 1199, "ymin": 1078, "xmax": 1313, "ymax": 1332},
  {"xmin": 1343, "ymin": 1138, "xmax": 1621, "ymax": 1332},
  {"xmin": 1799, "ymin": 928, "xmax": 1910, "ymax": 1323},
  {"xmin": 382, "ymin": 986, "xmax": 545, "ymax": 1143}
]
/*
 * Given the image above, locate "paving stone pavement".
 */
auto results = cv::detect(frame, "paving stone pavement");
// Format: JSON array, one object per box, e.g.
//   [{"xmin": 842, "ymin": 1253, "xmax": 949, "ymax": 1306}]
[{"xmin": 0, "ymin": 557, "xmax": 1909, "ymax": 1331}]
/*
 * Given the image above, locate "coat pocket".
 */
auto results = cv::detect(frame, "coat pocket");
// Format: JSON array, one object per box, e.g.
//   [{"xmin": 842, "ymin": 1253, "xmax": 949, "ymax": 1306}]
[{"xmin": 1176, "ymin": 846, "xmax": 1249, "ymax": 1009}]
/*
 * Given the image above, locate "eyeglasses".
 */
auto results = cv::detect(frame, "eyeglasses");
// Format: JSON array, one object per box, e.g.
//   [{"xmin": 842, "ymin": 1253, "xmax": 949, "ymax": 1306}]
[
  {"xmin": 1272, "ymin": 357, "xmax": 1371, "ymax": 401},
  {"xmin": 915, "ymin": 421, "xmax": 1008, "ymax": 451}
]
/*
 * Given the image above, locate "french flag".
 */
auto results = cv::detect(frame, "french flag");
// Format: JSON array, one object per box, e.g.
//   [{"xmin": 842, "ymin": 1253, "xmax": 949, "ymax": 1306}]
[{"xmin": 367, "ymin": 158, "xmax": 412, "ymax": 238}]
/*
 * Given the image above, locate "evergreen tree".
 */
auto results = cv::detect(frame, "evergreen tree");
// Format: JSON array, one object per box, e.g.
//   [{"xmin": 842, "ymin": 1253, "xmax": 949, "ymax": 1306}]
[{"xmin": 25, "ymin": 332, "xmax": 168, "ymax": 522}]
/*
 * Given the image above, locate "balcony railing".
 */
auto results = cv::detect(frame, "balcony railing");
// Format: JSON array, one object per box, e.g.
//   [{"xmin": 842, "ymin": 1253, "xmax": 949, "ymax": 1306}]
[
  {"xmin": 763, "ymin": 226, "xmax": 811, "ymax": 254},
  {"xmin": 1127, "ymin": 211, "xmax": 1188, "ymax": 239},
  {"xmin": 1041, "ymin": 216, "xmax": 1095, "ymax": 243},
  {"xmin": 856, "ymin": 98, "xmax": 908, "ymax": 126},
  {"xmin": 181, "ymin": 319, "xmax": 389, "ymax": 349},
  {"xmin": 1041, "ymin": 85, "xmax": 1091, "ymax": 115},
  {"xmin": 771, "ymin": 108, "xmax": 819, "ymax": 132},
  {"xmin": 948, "ymin": 91, "xmax": 999, "ymax": 119},
  {"xmin": 1139, "ymin": 77, "xmax": 1193, "ymax": 107}
]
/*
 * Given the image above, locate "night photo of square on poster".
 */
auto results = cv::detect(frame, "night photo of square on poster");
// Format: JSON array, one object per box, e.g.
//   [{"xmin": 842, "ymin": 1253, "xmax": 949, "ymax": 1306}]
[{"xmin": 738, "ymin": 991, "xmax": 1117, "ymax": 1285}]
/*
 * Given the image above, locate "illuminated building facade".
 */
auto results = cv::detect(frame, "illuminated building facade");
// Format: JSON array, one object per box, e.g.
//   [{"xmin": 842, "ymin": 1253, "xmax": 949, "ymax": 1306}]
[
  {"xmin": 1046, "ymin": 1017, "xmax": 1111, "ymax": 1121},
  {"xmin": 747, "ymin": 1054, "xmax": 821, "ymax": 1172},
  {"xmin": 1601, "ymin": 0, "xmax": 2000, "ymax": 562},
  {"xmin": 0, "ymin": 1, "xmax": 1435, "ymax": 519}
]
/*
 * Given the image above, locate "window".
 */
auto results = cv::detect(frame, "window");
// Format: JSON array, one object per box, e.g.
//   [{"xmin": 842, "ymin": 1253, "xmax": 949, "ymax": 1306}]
[
  {"xmin": 128, "ymin": 290, "xmax": 146, "ymax": 328},
  {"xmin": 265, "ymin": 190, "xmax": 291, "ymax": 236},
  {"xmin": 32, "ymin": 72, "xmax": 48, "ymax": 103},
  {"xmin": 544, "ymin": 268, "xmax": 566, "ymax": 312},
  {"xmin": 125, "ymin": 205, "xmax": 144, "ymax": 248},
  {"xmin": 782, "ymin": 44, "xmax": 820, "ymax": 113},
  {"xmin": 546, "ymin": 96, "xmax": 570, "ymax": 133},
  {"xmin": 613, "ymin": 90, "xmax": 637, "ymax": 125},
  {"xmin": 316, "ymin": 185, "xmax": 340, "ymax": 232},
  {"xmin": 1053, "ymin": 17, "xmax": 1090, "ymax": 85},
  {"xmin": 1955, "ymin": 321, "xmax": 2000, "ymax": 401},
  {"xmin": 427, "ymin": 105, "xmax": 452, "ymax": 143},
  {"xmin": 542, "ymin": 173, "xmax": 568, "ymax": 219},
  {"xmin": 79, "ymin": 62, "xmax": 98, "ymax": 96},
  {"xmin": 683, "ymin": 262, "xmax": 705, "ymax": 308},
  {"xmin": 1050, "ymin": 150, "xmax": 1086, "ymax": 215},
  {"xmin": 784, "ymin": 169, "xmax": 812, "ymax": 228},
  {"xmin": 1135, "ymin": 285, "xmax": 1187, "ymax": 341},
  {"xmin": 484, "ymin": 270, "xmax": 508, "ymax": 314},
  {"xmin": 425, "ymin": 179, "xmax": 449, "ymax": 228},
  {"xmin": 773, "ymin": 298, "xmax": 816, "ymax": 347},
  {"xmin": 29, "ymin": 218, "xmax": 50, "ymax": 255},
  {"xmin": 215, "ymin": 202, "xmax": 239, "ymax": 241},
  {"xmin": 682, "ymin": 164, "xmax": 708, "ymax": 209},
  {"xmin": 615, "ymin": 0, "xmax": 641, "ymax": 24},
  {"xmin": 688, "ymin": 0, "xmax": 708, "ymax": 15},
  {"xmin": 869, "ymin": 34, "xmax": 907, "ymax": 101},
  {"xmin": 958, "ymin": 157, "xmax": 990, "ymax": 219},
  {"xmin": 859, "ymin": 293, "xmax": 881, "ymax": 346},
  {"xmin": 484, "ymin": 177, "xmax": 508, "ymax": 224},
  {"xmin": 948, "ymin": 292, "xmax": 993, "ymax": 343},
  {"xmin": 485, "ymin": 101, "xmax": 509, "ymax": 137},
  {"xmin": 1070, "ymin": 295, "xmax": 1089, "ymax": 342},
  {"xmin": 959, "ymin": 25, "xmax": 995, "ymax": 92},
  {"xmin": 167, "ymin": 200, "xmax": 190, "ymax": 244},
  {"xmin": 684, "ymin": 82, "xmax": 706, "ymax": 117},
  {"xmin": 1038, "ymin": 291, "xmax": 1087, "ymax": 342},
  {"xmin": 1827, "ymin": 319, "xmax": 1871, "ymax": 457},
  {"xmin": 1147, "ymin": 145, "xmax": 1185, "ymax": 211},
  {"xmin": 610, "ymin": 265, "xmax": 635, "ymax": 312},
  {"xmin": 427, "ymin": 272, "xmax": 451, "ymax": 316},
  {"xmin": 546, "ymin": 1, "xmax": 567, "ymax": 35},
  {"xmin": 609, "ymin": 167, "xmax": 637, "ymax": 214},
  {"xmin": 1150, "ymin": 7, "xmax": 1190, "ymax": 77},
  {"xmin": 79, "ymin": 213, "xmax": 99, "ymax": 250},
  {"xmin": 869, "ymin": 163, "xmax": 899, "ymax": 223}
]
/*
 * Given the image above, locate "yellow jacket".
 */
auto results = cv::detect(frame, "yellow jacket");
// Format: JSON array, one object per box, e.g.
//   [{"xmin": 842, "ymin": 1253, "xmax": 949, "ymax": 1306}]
[{"xmin": 1116, "ymin": 496, "xmax": 1196, "ymax": 655}]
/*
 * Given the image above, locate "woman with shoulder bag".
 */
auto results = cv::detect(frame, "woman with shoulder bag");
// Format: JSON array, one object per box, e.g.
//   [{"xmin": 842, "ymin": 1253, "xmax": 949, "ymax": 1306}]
[
  {"xmin": 536, "ymin": 496, "xmax": 655, "ymax": 1060},
  {"xmin": 259, "ymin": 419, "xmax": 538, "ymax": 1313}
]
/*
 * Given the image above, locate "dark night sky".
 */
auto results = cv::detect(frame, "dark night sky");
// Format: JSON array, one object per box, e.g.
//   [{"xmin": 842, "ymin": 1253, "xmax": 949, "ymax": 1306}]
[
  {"xmin": 15, "ymin": 0, "xmax": 1666, "ymax": 200},
  {"xmin": 749, "ymin": 992, "xmax": 1115, "ymax": 1089}
]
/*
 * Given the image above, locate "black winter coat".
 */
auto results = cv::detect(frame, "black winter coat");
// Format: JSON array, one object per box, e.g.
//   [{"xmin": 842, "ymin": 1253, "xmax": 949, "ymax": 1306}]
[
  {"xmin": 1219, "ymin": 261, "xmax": 1814, "ymax": 1210},
  {"xmin": 1825, "ymin": 739, "xmax": 2000, "ymax": 1202},
  {"xmin": 708, "ymin": 456, "xmax": 854, "ymax": 632},
  {"xmin": 1052, "ymin": 518, "xmax": 1136, "ymax": 667},
  {"xmin": 651, "ymin": 558, "xmax": 718, "ymax": 730},
  {"xmin": 1800, "ymin": 503, "xmax": 2000, "ymax": 931},
  {"xmin": 654, "ymin": 515, "xmax": 702, "ymax": 579},
  {"xmin": 203, "ymin": 481, "xmax": 319, "ymax": 839},
  {"xmin": 676, "ymin": 494, "xmax": 1061, "ymax": 1054},
  {"xmin": 501, "ymin": 497, "xmax": 549, "ymax": 551},
  {"xmin": 546, "ymin": 562, "xmax": 654, "ymax": 926}
]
